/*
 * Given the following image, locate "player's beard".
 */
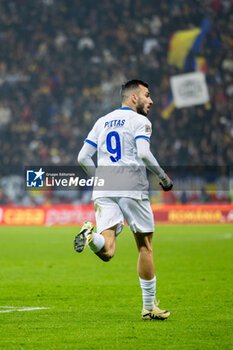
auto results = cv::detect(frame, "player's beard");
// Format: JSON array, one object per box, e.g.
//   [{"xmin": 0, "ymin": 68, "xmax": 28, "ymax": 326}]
[{"xmin": 136, "ymin": 99, "xmax": 147, "ymax": 116}]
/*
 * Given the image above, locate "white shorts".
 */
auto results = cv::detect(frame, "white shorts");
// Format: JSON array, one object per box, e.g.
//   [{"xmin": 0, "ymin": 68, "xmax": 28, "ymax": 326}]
[{"xmin": 94, "ymin": 197, "xmax": 154, "ymax": 235}]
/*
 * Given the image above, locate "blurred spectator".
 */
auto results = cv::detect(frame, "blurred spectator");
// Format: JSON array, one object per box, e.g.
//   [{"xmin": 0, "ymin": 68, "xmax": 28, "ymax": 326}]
[
  {"xmin": 199, "ymin": 187, "xmax": 210, "ymax": 203},
  {"xmin": 0, "ymin": 0, "xmax": 232, "ymax": 204}
]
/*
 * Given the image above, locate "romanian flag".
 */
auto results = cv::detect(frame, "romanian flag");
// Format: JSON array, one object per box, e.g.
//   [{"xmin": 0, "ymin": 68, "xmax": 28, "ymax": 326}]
[
  {"xmin": 161, "ymin": 94, "xmax": 175, "ymax": 119},
  {"xmin": 168, "ymin": 17, "xmax": 210, "ymax": 69},
  {"xmin": 192, "ymin": 57, "xmax": 208, "ymax": 73},
  {"xmin": 168, "ymin": 28, "xmax": 201, "ymax": 69},
  {"xmin": 163, "ymin": 17, "xmax": 210, "ymax": 118}
]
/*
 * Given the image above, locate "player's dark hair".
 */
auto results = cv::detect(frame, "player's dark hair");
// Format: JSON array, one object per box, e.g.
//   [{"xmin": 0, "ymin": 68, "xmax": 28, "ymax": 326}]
[{"xmin": 121, "ymin": 79, "xmax": 149, "ymax": 101}]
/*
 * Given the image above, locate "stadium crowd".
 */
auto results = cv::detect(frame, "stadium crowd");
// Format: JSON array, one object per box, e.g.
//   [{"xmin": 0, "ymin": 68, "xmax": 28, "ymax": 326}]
[{"xmin": 0, "ymin": 0, "xmax": 232, "ymax": 204}]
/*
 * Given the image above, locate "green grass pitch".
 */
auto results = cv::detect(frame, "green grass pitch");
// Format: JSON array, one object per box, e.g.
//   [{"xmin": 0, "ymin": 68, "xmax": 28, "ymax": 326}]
[{"xmin": 0, "ymin": 225, "xmax": 232, "ymax": 350}]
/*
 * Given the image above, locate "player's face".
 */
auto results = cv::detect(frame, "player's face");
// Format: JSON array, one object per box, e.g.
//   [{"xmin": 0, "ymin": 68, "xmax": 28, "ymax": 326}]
[{"xmin": 135, "ymin": 85, "xmax": 153, "ymax": 116}]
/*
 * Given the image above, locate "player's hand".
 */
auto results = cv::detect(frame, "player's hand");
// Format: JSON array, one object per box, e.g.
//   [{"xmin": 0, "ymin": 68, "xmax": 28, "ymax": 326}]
[{"xmin": 159, "ymin": 174, "xmax": 173, "ymax": 191}]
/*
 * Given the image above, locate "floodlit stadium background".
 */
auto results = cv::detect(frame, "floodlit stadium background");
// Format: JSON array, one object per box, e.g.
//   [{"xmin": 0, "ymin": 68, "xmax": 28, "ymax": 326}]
[
  {"xmin": 0, "ymin": 2, "xmax": 232, "ymax": 350},
  {"xmin": 0, "ymin": 0, "xmax": 232, "ymax": 224}
]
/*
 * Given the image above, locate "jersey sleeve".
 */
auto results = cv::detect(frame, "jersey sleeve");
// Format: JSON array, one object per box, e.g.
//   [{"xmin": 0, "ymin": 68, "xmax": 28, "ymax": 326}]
[
  {"xmin": 85, "ymin": 120, "xmax": 99, "ymax": 148},
  {"xmin": 134, "ymin": 117, "xmax": 152, "ymax": 142}
]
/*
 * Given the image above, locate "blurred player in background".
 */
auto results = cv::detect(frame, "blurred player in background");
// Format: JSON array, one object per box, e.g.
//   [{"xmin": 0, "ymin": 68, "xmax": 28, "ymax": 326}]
[{"xmin": 74, "ymin": 80, "xmax": 173, "ymax": 320}]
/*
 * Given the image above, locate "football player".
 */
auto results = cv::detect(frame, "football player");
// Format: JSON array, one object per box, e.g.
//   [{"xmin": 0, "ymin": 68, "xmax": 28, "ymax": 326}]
[{"xmin": 74, "ymin": 80, "xmax": 173, "ymax": 320}]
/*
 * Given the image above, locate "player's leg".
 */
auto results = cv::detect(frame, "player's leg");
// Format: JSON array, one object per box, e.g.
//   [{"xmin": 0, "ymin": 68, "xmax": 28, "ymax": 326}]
[
  {"xmin": 133, "ymin": 232, "xmax": 154, "ymax": 280},
  {"xmin": 74, "ymin": 222, "xmax": 117, "ymax": 261},
  {"xmin": 134, "ymin": 231, "xmax": 170, "ymax": 320},
  {"xmin": 74, "ymin": 198, "xmax": 124, "ymax": 262},
  {"xmin": 94, "ymin": 225, "xmax": 117, "ymax": 262},
  {"xmin": 118, "ymin": 197, "xmax": 170, "ymax": 320},
  {"xmin": 133, "ymin": 231, "xmax": 156, "ymax": 310}
]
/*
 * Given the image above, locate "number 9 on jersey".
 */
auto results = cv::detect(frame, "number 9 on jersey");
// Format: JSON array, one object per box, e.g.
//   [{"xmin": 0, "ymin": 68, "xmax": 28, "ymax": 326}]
[{"xmin": 106, "ymin": 131, "xmax": 121, "ymax": 162}]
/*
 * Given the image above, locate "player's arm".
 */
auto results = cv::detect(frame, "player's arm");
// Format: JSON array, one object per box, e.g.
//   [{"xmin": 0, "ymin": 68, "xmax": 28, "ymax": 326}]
[
  {"xmin": 136, "ymin": 138, "xmax": 173, "ymax": 191},
  {"xmin": 78, "ymin": 120, "xmax": 99, "ymax": 177},
  {"xmin": 77, "ymin": 142, "xmax": 97, "ymax": 177}
]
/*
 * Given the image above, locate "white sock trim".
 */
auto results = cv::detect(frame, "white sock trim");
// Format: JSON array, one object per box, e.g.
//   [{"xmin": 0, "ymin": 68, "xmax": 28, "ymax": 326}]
[{"xmin": 88, "ymin": 232, "xmax": 105, "ymax": 253}]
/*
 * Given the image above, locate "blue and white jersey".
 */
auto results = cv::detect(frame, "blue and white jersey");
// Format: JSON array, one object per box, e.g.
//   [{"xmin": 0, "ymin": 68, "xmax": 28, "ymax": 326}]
[{"xmin": 85, "ymin": 107, "xmax": 152, "ymax": 199}]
